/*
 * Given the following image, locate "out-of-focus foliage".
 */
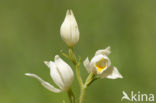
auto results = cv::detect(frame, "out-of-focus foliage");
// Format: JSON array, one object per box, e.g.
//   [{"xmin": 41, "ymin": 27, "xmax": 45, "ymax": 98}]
[{"xmin": 0, "ymin": 0, "xmax": 156, "ymax": 103}]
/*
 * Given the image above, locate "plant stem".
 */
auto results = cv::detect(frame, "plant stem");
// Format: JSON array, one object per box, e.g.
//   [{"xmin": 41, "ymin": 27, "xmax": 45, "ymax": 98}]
[
  {"xmin": 69, "ymin": 48, "xmax": 83, "ymax": 88},
  {"xmin": 67, "ymin": 88, "xmax": 75, "ymax": 103},
  {"xmin": 76, "ymin": 63, "xmax": 83, "ymax": 88},
  {"xmin": 79, "ymin": 87, "xmax": 86, "ymax": 103},
  {"xmin": 79, "ymin": 73, "xmax": 95, "ymax": 103},
  {"xmin": 68, "ymin": 48, "xmax": 95, "ymax": 103}
]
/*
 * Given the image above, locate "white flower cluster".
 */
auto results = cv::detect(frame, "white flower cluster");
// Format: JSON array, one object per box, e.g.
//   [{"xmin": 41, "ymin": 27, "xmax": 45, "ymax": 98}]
[{"xmin": 25, "ymin": 9, "xmax": 123, "ymax": 102}]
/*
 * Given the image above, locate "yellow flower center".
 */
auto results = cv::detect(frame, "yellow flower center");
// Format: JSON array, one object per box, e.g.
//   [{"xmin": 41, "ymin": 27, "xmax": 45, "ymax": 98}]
[{"xmin": 96, "ymin": 58, "xmax": 107, "ymax": 73}]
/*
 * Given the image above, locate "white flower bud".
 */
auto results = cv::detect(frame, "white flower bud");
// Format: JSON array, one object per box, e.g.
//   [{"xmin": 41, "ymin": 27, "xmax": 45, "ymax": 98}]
[
  {"xmin": 60, "ymin": 9, "xmax": 80, "ymax": 47},
  {"xmin": 25, "ymin": 55, "xmax": 74, "ymax": 93},
  {"xmin": 46, "ymin": 55, "xmax": 74, "ymax": 91}
]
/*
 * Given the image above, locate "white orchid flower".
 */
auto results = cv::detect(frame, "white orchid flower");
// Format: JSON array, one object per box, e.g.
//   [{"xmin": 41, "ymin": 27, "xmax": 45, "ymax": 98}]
[
  {"xmin": 25, "ymin": 55, "xmax": 74, "ymax": 93},
  {"xmin": 60, "ymin": 9, "xmax": 79, "ymax": 47},
  {"xmin": 83, "ymin": 46, "xmax": 123, "ymax": 79}
]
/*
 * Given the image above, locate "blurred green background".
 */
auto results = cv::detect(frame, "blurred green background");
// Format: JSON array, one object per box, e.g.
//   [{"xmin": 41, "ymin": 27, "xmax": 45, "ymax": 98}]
[{"xmin": 0, "ymin": 0, "xmax": 156, "ymax": 103}]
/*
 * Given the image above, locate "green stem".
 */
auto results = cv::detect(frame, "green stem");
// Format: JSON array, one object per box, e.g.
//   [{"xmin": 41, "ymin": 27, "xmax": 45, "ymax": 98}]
[
  {"xmin": 68, "ymin": 48, "xmax": 95, "ymax": 103},
  {"xmin": 60, "ymin": 50, "xmax": 71, "ymax": 60},
  {"xmin": 76, "ymin": 63, "xmax": 83, "ymax": 88},
  {"xmin": 69, "ymin": 48, "xmax": 83, "ymax": 88},
  {"xmin": 85, "ymin": 73, "xmax": 95, "ymax": 86},
  {"xmin": 79, "ymin": 73, "xmax": 95, "ymax": 103},
  {"xmin": 68, "ymin": 48, "xmax": 77, "ymax": 65},
  {"xmin": 67, "ymin": 88, "xmax": 75, "ymax": 103},
  {"xmin": 79, "ymin": 87, "xmax": 86, "ymax": 103}
]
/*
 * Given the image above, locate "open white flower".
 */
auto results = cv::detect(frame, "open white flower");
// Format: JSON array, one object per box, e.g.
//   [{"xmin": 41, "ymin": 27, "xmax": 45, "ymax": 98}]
[
  {"xmin": 83, "ymin": 46, "xmax": 123, "ymax": 79},
  {"xmin": 60, "ymin": 9, "xmax": 79, "ymax": 47},
  {"xmin": 25, "ymin": 55, "xmax": 74, "ymax": 93}
]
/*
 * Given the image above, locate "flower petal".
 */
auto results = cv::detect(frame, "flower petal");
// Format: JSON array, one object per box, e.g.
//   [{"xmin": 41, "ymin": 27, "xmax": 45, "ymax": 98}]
[
  {"xmin": 44, "ymin": 61, "xmax": 65, "ymax": 90},
  {"xmin": 91, "ymin": 54, "xmax": 111, "ymax": 67},
  {"xmin": 95, "ymin": 46, "xmax": 111, "ymax": 56},
  {"xmin": 25, "ymin": 73, "xmax": 62, "ymax": 93},
  {"xmin": 54, "ymin": 55, "xmax": 74, "ymax": 90},
  {"xmin": 101, "ymin": 66, "xmax": 123, "ymax": 79},
  {"xmin": 90, "ymin": 54, "xmax": 111, "ymax": 74},
  {"xmin": 83, "ymin": 57, "xmax": 91, "ymax": 73}
]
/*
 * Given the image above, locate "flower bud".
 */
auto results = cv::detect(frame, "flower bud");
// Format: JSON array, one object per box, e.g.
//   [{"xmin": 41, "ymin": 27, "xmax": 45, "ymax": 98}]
[
  {"xmin": 25, "ymin": 55, "xmax": 74, "ymax": 93},
  {"xmin": 46, "ymin": 55, "xmax": 74, "ymax": 91},
  {"xmin": 60, "ymin": 9, "xmax": 80, "ymax": 47}
]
